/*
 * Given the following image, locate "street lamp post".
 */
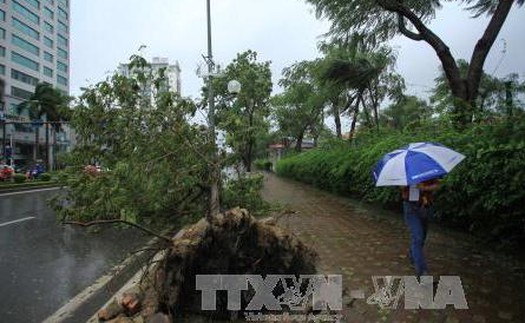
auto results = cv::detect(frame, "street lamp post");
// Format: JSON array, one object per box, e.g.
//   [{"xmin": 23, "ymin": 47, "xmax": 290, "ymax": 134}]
[
  {"xmin": 206, "ymin": 0, "xmax": 220, "ymax": 219},
  {"xmin": 204, "ymin": 0, "xmax": 242, "ymax": 218}
]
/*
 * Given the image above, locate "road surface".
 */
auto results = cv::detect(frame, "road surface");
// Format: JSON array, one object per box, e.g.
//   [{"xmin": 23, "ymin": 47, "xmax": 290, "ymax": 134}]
[{"xmin": 0, "ymin": 188, "xmax": 149, "ymax": 322}]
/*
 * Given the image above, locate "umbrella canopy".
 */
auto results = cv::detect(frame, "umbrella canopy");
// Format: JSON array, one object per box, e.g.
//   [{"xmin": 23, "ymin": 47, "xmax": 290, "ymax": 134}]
[{"xmin": 373, "ymin": 142, "xmax": 465, "ymax": 186}]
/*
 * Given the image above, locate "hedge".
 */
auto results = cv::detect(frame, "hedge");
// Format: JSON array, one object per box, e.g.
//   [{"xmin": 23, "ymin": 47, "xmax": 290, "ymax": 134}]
[
  {"xmin": 253, "ymin": 159, "xmax": 273, "ymax": 171},
  {"xmin": 276, "ymin": 118, "xmax": 525, "ymax": 246}
]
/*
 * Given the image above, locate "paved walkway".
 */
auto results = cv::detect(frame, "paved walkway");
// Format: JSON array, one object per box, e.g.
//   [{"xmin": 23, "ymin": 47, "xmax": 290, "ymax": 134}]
[{"xmin": 261, "ymin": 173, "xmax": 525, "ymax": 323}]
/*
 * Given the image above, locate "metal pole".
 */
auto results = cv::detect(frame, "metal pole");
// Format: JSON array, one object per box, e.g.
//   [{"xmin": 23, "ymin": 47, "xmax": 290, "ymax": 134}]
[
  {"xmin": 2, "ymin": 120, "xmax": 5, "ymax": 163},
  {"xmin": 505, "ymin": 81, "xmax": 513, "ymax": 118},
  {"xmin": 207, "ymin": 0, "xmax": 220, "ymax": 218}
]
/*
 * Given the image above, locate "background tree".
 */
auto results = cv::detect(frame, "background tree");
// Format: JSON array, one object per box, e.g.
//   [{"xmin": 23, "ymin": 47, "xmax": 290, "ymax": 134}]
[
  {"xmin": 381, "ymin": 95, "xmax": 432, "ymax": 130},
  {"xmin": 17, "ymin": 83, "xmax": 71, "ymax": 164},
  {"xmin": 211, "ymin": 50, "xmax": 272, "ymax": 171},
  {"xmin": 273, "ymin": 61, "xmax": 325, "ymax": 151},
  {"xmin": 318, "ymin": 44, "xmax": 404, "ymax": 137},
  {"xmin": 306, "ymin": 0, "xmax": 524, "ymax": 125},
  {"xmin": 431, "ymin": 59, "xmax": 525, "ymax": 120}
]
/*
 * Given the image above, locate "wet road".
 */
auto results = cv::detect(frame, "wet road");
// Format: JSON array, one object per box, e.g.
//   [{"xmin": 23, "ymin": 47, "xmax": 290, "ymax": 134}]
[{"xmin": 0, "ymin": 189, "xmax": 149, "ymax": 323}]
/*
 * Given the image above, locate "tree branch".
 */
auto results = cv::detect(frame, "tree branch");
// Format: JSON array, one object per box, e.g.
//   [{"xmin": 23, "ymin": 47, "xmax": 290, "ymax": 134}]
[
  {"xmin": 467, "ymin": 0, "xmax": 514, "ymax": 104},
  {"xmin": 62, "ymin": 219, "xmax": 172, "ymax": 242},
  {"xmin": 379, "ymin": 0, "xmax": 465, "ymax": 100},
  {"xmin": 397, "ymin": 13, "xmax": 423, "ymax": 41}
]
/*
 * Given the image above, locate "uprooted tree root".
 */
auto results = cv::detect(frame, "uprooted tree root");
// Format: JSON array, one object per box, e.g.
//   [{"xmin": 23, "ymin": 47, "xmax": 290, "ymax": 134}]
[{"xmin": 150, "ymin": 207, "xmax": 318, "ymax": 321}]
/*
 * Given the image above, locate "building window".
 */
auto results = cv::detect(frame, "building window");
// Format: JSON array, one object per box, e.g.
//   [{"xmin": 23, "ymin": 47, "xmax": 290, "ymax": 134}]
[
  {"xmin": 58, "ymin": 48, "xmax": 68, "ymax": 59},
  {"xmin": 11, "ymin": 51, "xmax": 40, "ymax": 71},
  {"xmin": 0, "ymin": 64, "xmax": 5, "ymax": 76},
  {"xmin": 45, "ymin": 0, "xmax": 54, "ymax": 5},
  {"xmin": 44, "ymin": 66, "xmax": 53, "ymax": 77},
  {"xmin": 11, "ymin": 69, "xmax": 39, "ymax": 86},
  {"xmin": 11, "ymin": 86, "xmax": 34, "ymax": 100},
  {"xmin": 44, "ymin": 6, "xmax": 53, "ymax": 20},
  {"xmin": 44, "ymin": 21, "xmax": 54, "ymax": 33},
  {"xmin": 14, "ymin": 123, "xmax": 34, "ymax": 133},
  {"xmin": 25, "ymin": 0, "xmax": 40, "ymax": 10},
  {"xmin": 44, "ymin": 51, "xmax": 53, "ymax": 62},
  {"xmin": 58, "ymin": 7, "xmax": 67, "ymax": 20},
  {"xmin": 58, "ymin": 20, "xmax": 68, "ymax": 34},
  {"xmin": 0, "ymin": 9, "xmax": 5, "ymax": 21},
  {"xmin": 12, "ymin": 34, "xmax": 40, "ymax": 56},
  {"xmin": 44, "ymin": 36, "xmax": 53, "ymax": 48},
  {"xmin": 12, "ymin": 1, "xmax": 40, "ymax": 25},
  {"xmin": 57, "ymin": 61, "xmax": 67, "ymax": 73},
  {"xmin": 0, "ymin": 46, "xmax": 5, "ymax": 57},
  {"xmin": 12, "ymin": 18, "xmax": 40, "ymax": 40},
  {"xmin": 57, "ymin": 75, "xmax": 67, "ymax": 86},
  {"xmin": 58, "ymin": 0, "xmax": 67, "ymax": 8},
  {"xmin": 0, "ymin": 27, "xmax": 5, "ymax": 40},
  {"xmin": 57, "ymin": 34, "xmax": 68, "ymax": 47}
]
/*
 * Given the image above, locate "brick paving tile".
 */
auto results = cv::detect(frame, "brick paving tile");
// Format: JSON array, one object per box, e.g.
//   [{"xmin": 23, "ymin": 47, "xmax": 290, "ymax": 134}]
[{"xmin": 261, "ymin": 173, "xmax": 525, "ymax": 323}]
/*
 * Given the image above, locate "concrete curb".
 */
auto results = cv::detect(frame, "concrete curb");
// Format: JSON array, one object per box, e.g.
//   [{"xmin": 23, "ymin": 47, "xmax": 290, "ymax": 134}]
[
  {"xmin": 84, "ymin": 230, "xmax": 191, "ymax": 322},
  {"xmin": 86, "ymin": 250, "xmax": 167, "ymax": 323},
  {"xmin": 0, "ymin": 183, "xmax": 60, "ymax": 194}
]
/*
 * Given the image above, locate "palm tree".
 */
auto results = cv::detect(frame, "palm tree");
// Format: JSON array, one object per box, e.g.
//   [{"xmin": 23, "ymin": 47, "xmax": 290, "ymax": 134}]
[{"xmin": 17, "ymin": 83, "xmax": 71, "ymax": 167}]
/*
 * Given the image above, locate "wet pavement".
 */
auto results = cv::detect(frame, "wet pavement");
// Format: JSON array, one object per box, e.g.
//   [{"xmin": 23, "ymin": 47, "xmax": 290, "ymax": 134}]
[
  {"xmin": 0, "ymin": 189, "xmax": 149, "ymax": 323},
  {"xmin": 262, "ymin": 173, "xmax": 525, "ymax": 323}
]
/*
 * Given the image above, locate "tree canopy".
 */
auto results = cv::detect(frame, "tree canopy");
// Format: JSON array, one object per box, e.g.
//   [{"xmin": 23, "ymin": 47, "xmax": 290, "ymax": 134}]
[
  {"xmin": 52, "ymin": 56, "xmax": 210, "ymax": 227},
  {"xmin": 17, "ymin": 83, "xmax": 71, "ymax": 131},
  {"xmin": 306, "ymin": 0, "xmax": 524, "ymax": 126},
  {"xmin": 211, "ymin": 50, "xmax": 273, "ymax": 171}
]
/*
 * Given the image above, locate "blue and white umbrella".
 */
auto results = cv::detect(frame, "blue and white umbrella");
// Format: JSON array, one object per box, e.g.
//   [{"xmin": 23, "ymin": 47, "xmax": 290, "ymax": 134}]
[{"xmin": 373, "ymin": 142, "xmax": 465, "ymax": 186}]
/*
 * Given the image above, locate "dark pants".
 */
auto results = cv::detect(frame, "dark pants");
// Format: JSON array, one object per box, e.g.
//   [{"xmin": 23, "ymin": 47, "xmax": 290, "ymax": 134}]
[{"xmin": 403, "ymin": 201, "xmax": 432, "ymax": 276}]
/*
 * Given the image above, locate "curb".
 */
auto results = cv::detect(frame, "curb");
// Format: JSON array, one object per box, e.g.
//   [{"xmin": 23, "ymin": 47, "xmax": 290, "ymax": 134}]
[
  {"xmin": 0, "ymin": 183, "xmax": 60, "ymax": 194},
  {"xmin": 86, "ymin": 250, "xmax": 167, "ymax": 323}
]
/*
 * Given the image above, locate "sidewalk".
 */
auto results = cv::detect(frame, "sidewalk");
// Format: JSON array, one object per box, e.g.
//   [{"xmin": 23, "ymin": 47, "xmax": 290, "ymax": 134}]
[{"xmin": 261, "ymin": 173, "xmax": 525, "ymax": 322}]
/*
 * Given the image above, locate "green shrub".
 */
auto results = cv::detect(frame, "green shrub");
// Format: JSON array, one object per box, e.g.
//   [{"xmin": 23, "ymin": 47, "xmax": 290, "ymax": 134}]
[
  {"xmin": 40, "ymin": 173, "xmax": 52, "ymax": 181},
  {"xmin": 276, "ymin": 117, "xmax": 525, "ymax": 246},
  {"xmin": 222, "ymin": 174, "xmax": 270, "ymax": 216},
  {"xmin": 253, "ymin": 159, "xmax": 273, "ymax": 171},
  {"xmin": 13, "ymin": 174, "xmax": 26, "ymax": 183}
]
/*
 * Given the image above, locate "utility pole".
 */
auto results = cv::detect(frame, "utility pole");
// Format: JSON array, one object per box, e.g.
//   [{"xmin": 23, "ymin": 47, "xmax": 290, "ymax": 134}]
[
  {"xmin": 505, "ymin": 81, "xmax": 513, "ymax": 118},
  {"xmin": 206, "ymin": 0, "xmax": 219, "ymax": 219}
]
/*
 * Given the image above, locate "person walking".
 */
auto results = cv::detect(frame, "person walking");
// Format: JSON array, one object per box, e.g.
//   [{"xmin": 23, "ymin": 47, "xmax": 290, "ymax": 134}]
[{"xmin": 401, "ymin": 179, "xmax": 440, "ymax": 277}]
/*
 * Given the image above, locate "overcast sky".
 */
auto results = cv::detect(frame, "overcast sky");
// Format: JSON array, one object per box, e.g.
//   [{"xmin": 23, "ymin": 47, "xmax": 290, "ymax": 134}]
[{"xmin": 71, "ymin": 0, "xmax": 525, "ymax": 102}]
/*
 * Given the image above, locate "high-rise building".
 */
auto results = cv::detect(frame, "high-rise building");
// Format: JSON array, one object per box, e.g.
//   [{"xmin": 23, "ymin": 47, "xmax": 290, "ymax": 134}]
[
  {"xmin": 0, "ymin": 0, "xmax": 71, "ymax": 168},
  {"xmin": 117, "ymin": 57, "xmax": 182, "ymax": 101}
]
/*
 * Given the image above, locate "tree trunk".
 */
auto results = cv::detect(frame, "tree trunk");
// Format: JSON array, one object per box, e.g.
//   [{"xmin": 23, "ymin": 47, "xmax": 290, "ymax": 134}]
[
  {"xmin": 295, "ymin": 133, "xmax": 304, "ymax": 152},
  {"xmin": 333, "ymin": 104, "xmax": 342, "ymax": 139},
  {"xmin": 349, "ymin": 95, "xmax": 361, "ymax": 140},
  {"xmin": 34, "ymin": 127, "xmax": 39, "ymax": 160},
  {"xmin": 45, "ymin": 123, "xmax": 49, "ymax": 170},
  {"xmin": 368, "ymin": 84, "xmax": 380, "ymax": 131},
  {"xmin": 466, "ymin": 0, "xmax": 514, "ymax": 108},
  {"xmin": 360, "ymin": 92, "xmax": 372, "ymax": 128}
]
